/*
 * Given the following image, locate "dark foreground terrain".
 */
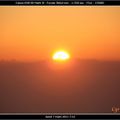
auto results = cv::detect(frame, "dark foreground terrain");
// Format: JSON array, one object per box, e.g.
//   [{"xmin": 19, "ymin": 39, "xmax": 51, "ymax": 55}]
[{"xmin": 0, "ymin": 59, "xmax": 120, "ymax": 113}]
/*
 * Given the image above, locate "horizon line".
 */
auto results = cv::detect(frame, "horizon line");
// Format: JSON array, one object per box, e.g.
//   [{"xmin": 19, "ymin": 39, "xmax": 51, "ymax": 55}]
[{"xmin": 0, "ymin": 58, "xmax": 120, "ymax": 63}]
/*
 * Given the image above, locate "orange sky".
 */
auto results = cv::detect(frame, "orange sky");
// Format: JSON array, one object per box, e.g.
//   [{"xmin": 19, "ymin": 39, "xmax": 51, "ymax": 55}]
[{"xmin": 0, "ymin": 7, "xmax": 120, "ymax": 61}]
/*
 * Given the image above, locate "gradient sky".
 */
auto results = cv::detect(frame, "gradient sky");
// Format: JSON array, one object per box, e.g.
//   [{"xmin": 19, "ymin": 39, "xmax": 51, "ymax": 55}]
[{"xmin": 0, "ymin": 7, "xmax": 120, "ymax": 61}]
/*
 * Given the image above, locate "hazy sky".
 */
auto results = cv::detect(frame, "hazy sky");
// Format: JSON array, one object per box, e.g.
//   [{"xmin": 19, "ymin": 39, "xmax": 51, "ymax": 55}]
[{"xmin": 0, "ymin": 7, "xmax": 120, "ymax": 61}]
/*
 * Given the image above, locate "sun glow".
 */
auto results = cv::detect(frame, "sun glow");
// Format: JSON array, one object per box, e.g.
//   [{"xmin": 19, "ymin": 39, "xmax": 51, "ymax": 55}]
[{"xmin": 52, "ymin": 51, "xmax": 70, "ymax": 61}]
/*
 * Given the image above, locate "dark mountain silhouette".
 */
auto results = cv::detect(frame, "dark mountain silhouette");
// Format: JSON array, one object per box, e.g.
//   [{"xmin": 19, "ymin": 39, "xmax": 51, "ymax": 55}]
[{"xmin": 0, "ymin": 59, "xmax": 120, "ymax": 113}]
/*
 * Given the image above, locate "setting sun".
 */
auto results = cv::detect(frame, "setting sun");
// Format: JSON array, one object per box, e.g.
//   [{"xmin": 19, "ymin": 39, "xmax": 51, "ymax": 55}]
[{"xmin": 52, "ymin": 51, "xmax": 70, "ymax": 61}]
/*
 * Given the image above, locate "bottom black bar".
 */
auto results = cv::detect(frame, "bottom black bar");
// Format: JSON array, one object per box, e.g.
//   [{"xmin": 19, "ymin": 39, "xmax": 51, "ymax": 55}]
[
  {"xmin": 0, "ymin": 115, "xmax": 120, "ymax": 119},
  {"xmin": 0, "ymin": 1, "xmax": 120, "ymax": 5}
]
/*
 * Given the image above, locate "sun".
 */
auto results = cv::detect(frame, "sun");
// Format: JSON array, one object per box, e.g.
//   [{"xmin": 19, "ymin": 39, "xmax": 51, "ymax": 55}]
[{"xmin": 52, "ymin": 51, "xmax": 70, "ymax": 61}]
